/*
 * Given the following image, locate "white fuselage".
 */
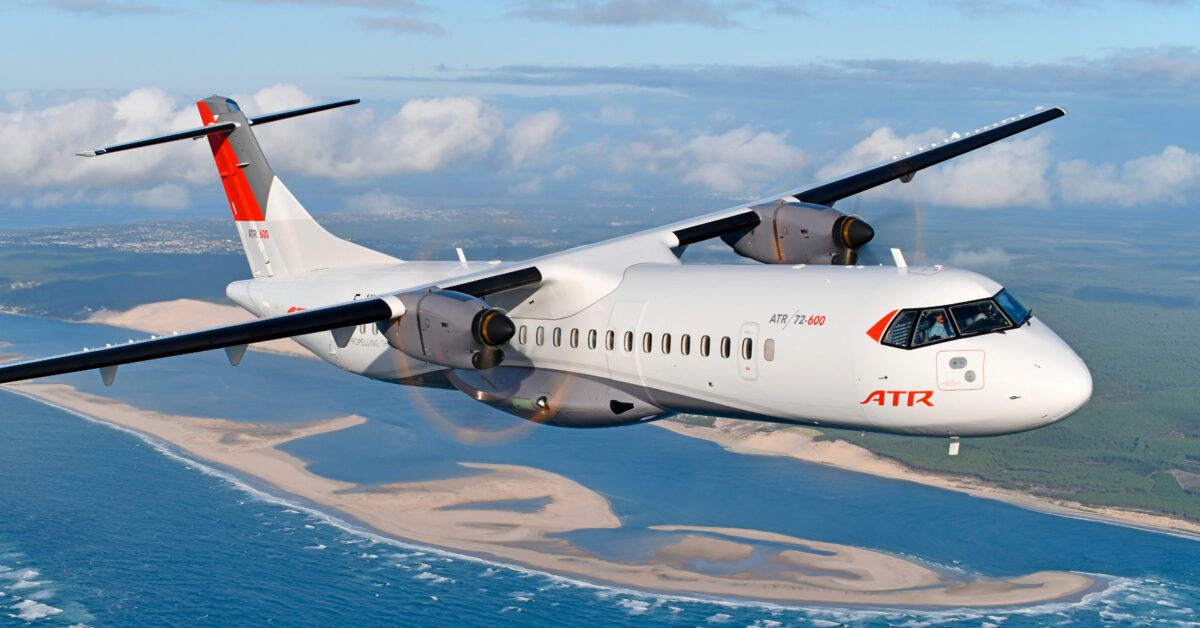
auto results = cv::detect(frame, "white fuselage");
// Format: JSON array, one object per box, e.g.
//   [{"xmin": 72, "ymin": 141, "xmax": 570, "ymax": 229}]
[{"xmin": 227, "ymin": 262, "xmax": 1092, "ymax": 437}]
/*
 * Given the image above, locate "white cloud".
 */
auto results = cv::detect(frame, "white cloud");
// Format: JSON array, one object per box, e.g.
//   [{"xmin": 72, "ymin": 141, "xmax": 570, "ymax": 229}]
[
  {"xmin": 504, "ymin": 109, "xmax": 567, "ymax": 169},
  {"xmin": 0, "ymin": 85, "xmax": 564, "ymax": 210},
  {"xmin": 0, "ymin": 87, "xmax": 211, "ymax": 208},
  {"xmin": 1055, "ymin": 145, "xmax": 1200, "ymax": 207},
  {"xmin": 943, "ymin": 246, "xmax": 1015, "ymax": 269},
  {"xmin": 131, "ymin": 183, "xmax": 188, "ymax": 209},
  {"xmin": 816, "ymin": 126, "xmax": 1053, "ymax": 209},
  {"xmin": 615, "ymin": 126, "xmax": 808, "ymax": 194}
]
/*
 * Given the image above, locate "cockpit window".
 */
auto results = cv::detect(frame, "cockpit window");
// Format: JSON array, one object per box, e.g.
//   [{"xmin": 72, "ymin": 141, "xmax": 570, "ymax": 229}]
[
  {"xmin": 994, "ymin": 289, "xmax": 1031, "ymax": 327},
  {"xmin": 882, "ymin": 310, "xmax": 917, "ymax": 347},
  {"xmin": 912, "ymin": 308, "xmax": 955, "ymax": 347},
  {"xmin": 950, "ymin": 300, "xmax": 1012, "ymax": 336}
]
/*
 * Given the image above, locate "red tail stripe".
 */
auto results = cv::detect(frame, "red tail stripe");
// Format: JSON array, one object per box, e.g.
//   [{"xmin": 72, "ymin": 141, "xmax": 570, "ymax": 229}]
[{"xmin": 197, "ymin": 101, "xmax": 265, "ymax": 222}]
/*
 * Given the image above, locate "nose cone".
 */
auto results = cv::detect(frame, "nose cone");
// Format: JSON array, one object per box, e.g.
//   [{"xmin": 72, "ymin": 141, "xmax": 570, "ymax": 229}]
[
  {"xmin": 1049, "ymin": 348, "xmax": 1093, "ymax": 422},
  {"xmin": 1013, "ymin": 320, "xmax": 1093, "ymax": 429}
]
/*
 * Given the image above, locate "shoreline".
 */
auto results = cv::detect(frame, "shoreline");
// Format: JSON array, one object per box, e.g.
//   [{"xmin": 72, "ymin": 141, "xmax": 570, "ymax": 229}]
[
  {"xmin": 3, "ymin": 381, "xmax": 1098, "ymax": 608},
  {"xmin": 654, "ymin": 419, "xmax": 1200, "ymax": 541}
]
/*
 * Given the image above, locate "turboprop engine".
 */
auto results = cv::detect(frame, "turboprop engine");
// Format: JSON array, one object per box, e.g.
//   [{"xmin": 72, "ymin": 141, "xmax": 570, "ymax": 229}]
[
  {"xmin": 382, "ymin": 289, "xmax": 515, "ymax": 370},
  {"xmin": 721, "ymin": 201, "xmax": 874, "ymax": 265}
]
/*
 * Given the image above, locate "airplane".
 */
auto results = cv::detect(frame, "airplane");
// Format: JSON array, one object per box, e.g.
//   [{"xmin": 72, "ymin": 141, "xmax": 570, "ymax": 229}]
[{"xmin": 0, "ymin": 96, "xmax": 1092, "ymax": 452}]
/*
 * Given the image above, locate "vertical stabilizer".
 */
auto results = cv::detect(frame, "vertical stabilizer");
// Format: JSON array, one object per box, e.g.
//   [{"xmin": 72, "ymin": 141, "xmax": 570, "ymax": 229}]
[{"xmin": 197, "ymin": 96, "xmax": 398, "ymax": 277}]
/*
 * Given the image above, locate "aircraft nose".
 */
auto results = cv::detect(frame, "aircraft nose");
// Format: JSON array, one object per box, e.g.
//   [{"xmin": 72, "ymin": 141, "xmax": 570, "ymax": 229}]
[
  {"xmin": 1006, "ymin": 320, "xmax": 1093, "ymax": 431},
  {"xmin": 1049, "ymin": 348, "xmax": 1092, "ymax": 422}
]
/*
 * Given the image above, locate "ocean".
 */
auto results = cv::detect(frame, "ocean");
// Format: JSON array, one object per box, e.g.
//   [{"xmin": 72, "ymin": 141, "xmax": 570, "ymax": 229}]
[{"xmin": 1, "ymin": 312, "xmax": 1198, "ymax": 626}]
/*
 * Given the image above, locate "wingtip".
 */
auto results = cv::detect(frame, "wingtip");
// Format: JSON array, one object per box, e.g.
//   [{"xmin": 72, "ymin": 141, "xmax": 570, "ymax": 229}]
[
  {"xmin": 1055, "ymin": 105, "xmax": 1068, "ymax": 116},
  {"xmin": 75, "ymin": 150, "xmax": 98, "ymax": 157}
]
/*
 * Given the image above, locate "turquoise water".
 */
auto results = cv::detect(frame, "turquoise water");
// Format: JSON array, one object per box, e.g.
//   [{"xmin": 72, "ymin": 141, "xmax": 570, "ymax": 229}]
[{"xmin": 1, "ymin": 312, "xmax": 1199, "ymax": 626}]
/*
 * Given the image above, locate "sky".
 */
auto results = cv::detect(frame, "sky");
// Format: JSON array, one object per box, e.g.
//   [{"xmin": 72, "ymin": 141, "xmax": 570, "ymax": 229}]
[{"xmin": 1, "ymin": 0, "xmax": 1198, "ymax": 226}]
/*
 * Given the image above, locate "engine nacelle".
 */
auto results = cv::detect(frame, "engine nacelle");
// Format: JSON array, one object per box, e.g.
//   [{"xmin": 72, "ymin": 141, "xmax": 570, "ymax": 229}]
[
  {"xmin": 447, "ymin": 367, "xmax": 665, "ymax": 428},
  {"xmin": 382, "ymin": 290, "xmax": 515, "ymax": 370},
  {"xmin": 721, "ymin": 202, "xmax": 873, "ymax": 265}
]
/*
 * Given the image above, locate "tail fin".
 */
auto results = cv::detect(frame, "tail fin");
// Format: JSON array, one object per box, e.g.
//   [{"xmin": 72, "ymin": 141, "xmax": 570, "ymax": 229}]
[{"xmin": 196, "ymin": 96, "xmax": 397, "ymax": 277}]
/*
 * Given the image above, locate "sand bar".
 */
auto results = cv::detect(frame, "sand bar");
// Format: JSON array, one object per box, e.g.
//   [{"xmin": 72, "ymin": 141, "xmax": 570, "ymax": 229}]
[
  {"xmin": 4, "ymin": 382, "xmax": 1096, "ymax": 607},
  {"xmin": 656, "ymin": 419, "xmax": 1200, "ymax": 539}
]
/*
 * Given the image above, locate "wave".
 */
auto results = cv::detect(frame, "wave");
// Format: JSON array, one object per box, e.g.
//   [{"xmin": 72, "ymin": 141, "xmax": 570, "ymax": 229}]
[{"xmin": 7, "ymin": 598, "xmax": 63, "ymax": 622}]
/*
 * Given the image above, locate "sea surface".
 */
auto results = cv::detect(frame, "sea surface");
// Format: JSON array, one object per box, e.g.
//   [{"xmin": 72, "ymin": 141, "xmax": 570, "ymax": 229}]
[{"xmin": 1, "ymin": 312, "xmax": 1198, "ymax": 626}]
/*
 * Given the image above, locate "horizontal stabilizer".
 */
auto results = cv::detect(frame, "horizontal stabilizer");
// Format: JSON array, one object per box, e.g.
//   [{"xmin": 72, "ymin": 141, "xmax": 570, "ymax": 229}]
[
  {"xmin": 0, "ymin": 297, "xmax": 403, "ymax": 384},
  {"xmin": 75, "ymin": 98, "xmax": 359, "ymax": 158},
  {"xmin": 76, "ymin": 121, "xmax": 237, "ymax": 157},
  {"xmin": 248, "ymin": 99, "xmax": 359, "ymax": 126}
]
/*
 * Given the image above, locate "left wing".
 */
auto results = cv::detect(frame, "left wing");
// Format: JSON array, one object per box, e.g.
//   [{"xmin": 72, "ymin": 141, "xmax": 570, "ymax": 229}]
[{"xmin": 0, "ymin": 296, "xmax": 402, "ymax": 385}]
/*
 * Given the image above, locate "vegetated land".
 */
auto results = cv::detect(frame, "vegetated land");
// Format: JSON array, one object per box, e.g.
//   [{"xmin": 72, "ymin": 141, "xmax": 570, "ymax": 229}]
[
  {"xmin": 0, "ymin": 201, "xmax": 1195, "ymax": 520},
  {"xmin": 822, "ymin": 205, "xmax": 1200, "ymax": 522}
]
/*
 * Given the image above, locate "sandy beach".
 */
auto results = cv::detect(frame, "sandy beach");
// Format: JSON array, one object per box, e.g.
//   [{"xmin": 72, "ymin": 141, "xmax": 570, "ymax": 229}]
[
  {"xmin": 656, "ymin": 419, "xmax": 1200, "ymax": 539},
  {"xmin": 4, "ymin": 381, "xmax": 1096, "ymax": 607}
]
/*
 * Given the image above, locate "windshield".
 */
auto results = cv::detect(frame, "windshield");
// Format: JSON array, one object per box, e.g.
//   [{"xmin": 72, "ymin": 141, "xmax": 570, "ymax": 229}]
[
  {"xmin": 995, "ymin": 289, "xmax": 1031, "ymax": 326},
  {"xmin": 950, "ymin": 300, "xmax": 1012, "ymax": 335}
]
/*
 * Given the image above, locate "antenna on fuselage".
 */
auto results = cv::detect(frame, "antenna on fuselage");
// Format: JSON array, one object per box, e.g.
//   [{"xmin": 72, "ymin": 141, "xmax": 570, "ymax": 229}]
[{"xmin": 890, "ymin": 248, "xmax": 908, "ymax": 269}]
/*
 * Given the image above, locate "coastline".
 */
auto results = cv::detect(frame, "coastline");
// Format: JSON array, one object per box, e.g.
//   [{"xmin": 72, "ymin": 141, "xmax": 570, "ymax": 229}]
[
  {"xmin": 654, "ymin": 419, "xmax": 1200, "ymax": 540},
  {"xmin": 3, "ymin": 381, "xmax": 1097, "ymax": 608}
]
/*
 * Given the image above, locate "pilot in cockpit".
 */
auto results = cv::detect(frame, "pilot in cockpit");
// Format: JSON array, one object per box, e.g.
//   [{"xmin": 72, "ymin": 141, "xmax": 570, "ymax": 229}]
[{"xmin": 928, "ymin": 311, "xmax": 953, "ymax": 341}]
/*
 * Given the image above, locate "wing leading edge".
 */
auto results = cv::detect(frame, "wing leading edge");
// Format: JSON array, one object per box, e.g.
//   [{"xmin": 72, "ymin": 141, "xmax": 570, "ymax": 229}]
[{"xmin": 0, "ymin": 297, "xmax": 403, "ymax": 385}]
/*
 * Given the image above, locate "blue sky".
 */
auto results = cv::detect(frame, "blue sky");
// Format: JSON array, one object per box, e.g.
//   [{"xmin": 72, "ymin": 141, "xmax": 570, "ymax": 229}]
[{"xmin": 1, "ymin": 0, "xmax": 1198, "ymax": 225}]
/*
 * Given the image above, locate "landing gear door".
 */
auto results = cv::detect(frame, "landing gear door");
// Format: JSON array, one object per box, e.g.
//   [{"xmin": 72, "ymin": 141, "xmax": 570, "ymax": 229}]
[{"xmin": 738, "ymin": 322, "xmax": 759, "ymax": 381}]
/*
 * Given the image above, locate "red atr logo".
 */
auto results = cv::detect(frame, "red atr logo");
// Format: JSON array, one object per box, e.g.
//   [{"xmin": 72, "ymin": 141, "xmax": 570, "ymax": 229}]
[{"xmin": 861, "ymin": 390, "xmax": 934, "ymax": 407}]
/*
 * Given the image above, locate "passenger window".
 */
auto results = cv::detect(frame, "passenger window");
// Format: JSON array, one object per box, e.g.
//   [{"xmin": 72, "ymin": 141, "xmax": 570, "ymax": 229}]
[
  {"xmin": 518, "ymin": 325, "xmax": 527, "ymax": 345},
  {"xmin": 662, "ymin": 334, "xmax": 672, "ymax": 354},
  {"xmin": 681, "ymin": 334, "xmax": 691, "ymax": 355},
  {"xmin": 720, "ymin": 336, "xmax": 731, "ymax": 358},
  {"xmin": 882, "ymin": 311, "xmax": 917, "ymax": 348},
  {"xmin": 950, "ymin": 300, "xmax": 1012, "ymax": 336},
  {"xmin": 588, "ymin": 329, "xmax": 597, "ymax": 350},
  {"xmin": 552, "ymin": 327, "xmax": 562, "ymax": 347},
  {"xmin": 763, "ymin": 339, "xmax": 775, "ymax": 361},
  {"xmin": 570, "ymin": 328, "xmax": 579, "ymax": 348},
  {"xmin": 536, "ymin": 326, "xmax": 545, "ymax": 346},
  {"xmin": 623, "ymin": 331, "xmax": 634, "ymax": 352},
  {"xmin": 700, "ymin": 335, "xmax": 711, "ymax": 357},
  {"xmin": 606, "ymin": 330, "xmax": 615, "ymax": 351},
  {"xmin": 642, "ymin": 332, "xmax": 652, "ymax": 353},
  {"xmin": 912, "ymin": 308, "xmax": 955, "ymax": 346},
  {"xmin": 741, "ymin": 337, "xmax": 753, "ymax": 360}
]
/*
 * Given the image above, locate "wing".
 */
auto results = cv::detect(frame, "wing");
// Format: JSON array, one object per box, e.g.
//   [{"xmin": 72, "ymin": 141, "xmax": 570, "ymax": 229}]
[
  {"xmin": 0, "ymin": 296, "xmax": 403, "ymax": 385},
  {"xmin": 668, "ymin": 106, "xmax": 1067, "ymax": 243}
]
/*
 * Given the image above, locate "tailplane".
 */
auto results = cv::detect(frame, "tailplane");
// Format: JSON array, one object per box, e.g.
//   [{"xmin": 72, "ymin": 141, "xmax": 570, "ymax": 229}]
[{"xmin": 77, "ymin": 95, "xmax": 399, "ymax": 277}]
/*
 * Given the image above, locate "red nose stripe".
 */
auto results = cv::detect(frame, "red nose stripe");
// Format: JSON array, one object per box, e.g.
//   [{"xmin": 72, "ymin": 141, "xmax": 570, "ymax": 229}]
[
  {"xmin": 866, "ymin": 309, "xmax": 898, "ymax": 343},
  {"xmin": 197, "ymin": 101, "xmax": 265, "ymax": 222}
]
